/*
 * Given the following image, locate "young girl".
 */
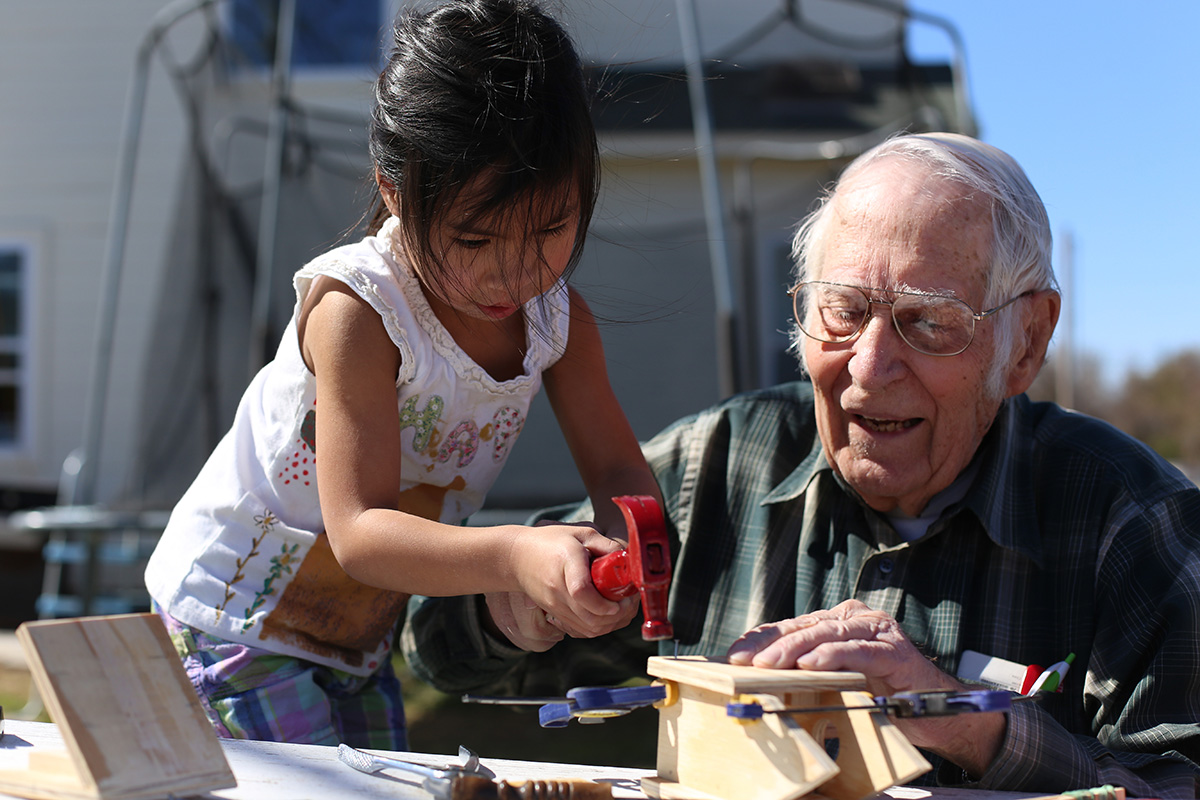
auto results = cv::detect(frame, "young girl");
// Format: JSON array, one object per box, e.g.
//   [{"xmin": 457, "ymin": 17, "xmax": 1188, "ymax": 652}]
[{"xmin": 144, "ymin": 0, "xmax": 660, "ymax": 750}]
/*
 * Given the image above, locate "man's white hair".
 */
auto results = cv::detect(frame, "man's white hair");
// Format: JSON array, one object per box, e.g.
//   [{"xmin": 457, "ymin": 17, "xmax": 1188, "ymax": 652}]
[{"xmin": 789, "ymin": 132, "xmax": 1058, "ymax": 400}]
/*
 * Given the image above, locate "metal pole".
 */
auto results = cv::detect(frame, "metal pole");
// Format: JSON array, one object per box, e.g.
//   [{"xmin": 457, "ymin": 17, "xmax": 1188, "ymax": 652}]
[
  {"xmin": 674, "ymin": 0, "xmax": 740, "ymax": 397},
  {"xmin": 1055, "ymin": 229, "xmax": 1075, "ymax": 409},
  {"xmin": 248, "ymin": 0, "xmax": 297, "ymax": 376},
  {"xmin": 840, "ymin": 0, "xmax": 978, "ymax": 136},
  {"xmin": 73, "ymin": 0, "xmax": 216, "ymax": 505}
]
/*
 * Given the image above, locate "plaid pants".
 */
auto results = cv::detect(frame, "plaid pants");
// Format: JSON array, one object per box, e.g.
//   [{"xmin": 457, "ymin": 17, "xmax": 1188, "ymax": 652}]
[{"xmin": 155, "ymin": 605, "xmax": 407, "ymax": 749}]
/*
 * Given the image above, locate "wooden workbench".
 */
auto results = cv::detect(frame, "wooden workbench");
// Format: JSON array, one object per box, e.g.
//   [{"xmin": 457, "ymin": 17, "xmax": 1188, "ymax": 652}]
[{"xmin": 0, "ymin": 719, "xmax": 1078, "ymax": 800}]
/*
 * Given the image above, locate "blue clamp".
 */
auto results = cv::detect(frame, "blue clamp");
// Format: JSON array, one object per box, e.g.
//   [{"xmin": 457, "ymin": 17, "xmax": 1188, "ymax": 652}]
[
  {"xmin": 886, "ymin": 690, "xmax": 1011, "ymax": 718},
  {"xmin": 538, "ymin": 684, "xmax": 667, "ymax": 728},
  {"xmin": 726, "ymin": 689, "xmax": 1012, "ymax": 721}
]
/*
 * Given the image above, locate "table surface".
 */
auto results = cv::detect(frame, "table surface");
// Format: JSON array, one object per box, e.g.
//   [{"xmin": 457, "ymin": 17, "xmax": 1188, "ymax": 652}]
[
  {"xmin": 0, "ymin": 719, "xmax": 1059, "ymax": 800},
  {"xmin": 1, "ymin": 719, "xmax": 651, "ymax": 800}
]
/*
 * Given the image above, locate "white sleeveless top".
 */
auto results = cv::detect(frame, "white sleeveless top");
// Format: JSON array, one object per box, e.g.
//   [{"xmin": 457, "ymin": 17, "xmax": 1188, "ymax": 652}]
[{"xmin": 145, "ymin": 216, "xmax": 570, "ymax": 675}]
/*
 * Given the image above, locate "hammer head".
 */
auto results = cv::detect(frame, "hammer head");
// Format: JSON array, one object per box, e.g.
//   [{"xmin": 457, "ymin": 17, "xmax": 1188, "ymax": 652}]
[{"xmin": 590, "ymin": 495, "xmax": 673, "ymax": 641}]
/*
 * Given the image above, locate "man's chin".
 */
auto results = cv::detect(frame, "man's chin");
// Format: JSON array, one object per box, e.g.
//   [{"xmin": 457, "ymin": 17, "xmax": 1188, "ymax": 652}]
[{"xmin": 836, "ymin": 460, "xmax": 922, "ymax": 513}]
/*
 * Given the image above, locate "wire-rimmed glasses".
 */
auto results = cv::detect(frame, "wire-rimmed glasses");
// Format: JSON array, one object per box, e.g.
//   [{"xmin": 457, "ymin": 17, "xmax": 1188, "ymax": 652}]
[{"xmin": 790, "ymin": 280, "xmax": 1032, "ymax": 357}]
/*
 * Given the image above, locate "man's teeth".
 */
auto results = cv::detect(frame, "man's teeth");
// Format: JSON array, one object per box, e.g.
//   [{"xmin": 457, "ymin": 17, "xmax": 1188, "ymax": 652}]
[{"xmin": 859, "ymin": 417, "xmax": 918, "ymax": 433}]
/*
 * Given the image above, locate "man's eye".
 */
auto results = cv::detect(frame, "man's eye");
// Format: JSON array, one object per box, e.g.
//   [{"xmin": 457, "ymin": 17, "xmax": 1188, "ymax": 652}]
[{"xmin": 821, "ymin": 304, "xmax": 862, "ymax": 327}]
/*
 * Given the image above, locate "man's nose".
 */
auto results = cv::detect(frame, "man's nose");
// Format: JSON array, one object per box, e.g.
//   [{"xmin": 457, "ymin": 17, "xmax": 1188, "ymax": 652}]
[{"xmin": 847, "ymin": 305, "xmax": 906, "ymax": 387}]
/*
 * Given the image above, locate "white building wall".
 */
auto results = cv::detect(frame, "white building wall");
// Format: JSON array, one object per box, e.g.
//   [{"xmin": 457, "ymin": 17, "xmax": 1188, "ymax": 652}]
[
  {"xmin": 0, "ymin": 0, "xmax": 954, "ymax": 509},
  {"xmin": 0, "ymin": 1, "xmax": 189, "ymax": 500}
]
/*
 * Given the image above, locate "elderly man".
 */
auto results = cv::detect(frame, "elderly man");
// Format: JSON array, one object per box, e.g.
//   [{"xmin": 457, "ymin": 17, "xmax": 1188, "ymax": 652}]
[{"xmin": 402, "ymin": 133, "xmax": 1200, "ymax": 797}]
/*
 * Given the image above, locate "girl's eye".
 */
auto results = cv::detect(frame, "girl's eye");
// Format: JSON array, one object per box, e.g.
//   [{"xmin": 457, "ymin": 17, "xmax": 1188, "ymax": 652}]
[
  {"xmin": 542, "ymin": 222, "xmax": 570, "ymax": 237},
  {"xmin": 454, "ymin": 237, "xmax": 489, "ymax": 250}
]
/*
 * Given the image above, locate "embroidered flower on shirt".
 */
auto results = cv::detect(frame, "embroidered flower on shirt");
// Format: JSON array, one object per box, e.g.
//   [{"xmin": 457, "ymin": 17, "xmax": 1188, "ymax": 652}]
[
  {"xmin": 215, "ymin": 508, "xmax": 278, "ymax": 623},
  {"xmin": 242, "ymin": 541, "xmax": 301, "ymax": 632}
]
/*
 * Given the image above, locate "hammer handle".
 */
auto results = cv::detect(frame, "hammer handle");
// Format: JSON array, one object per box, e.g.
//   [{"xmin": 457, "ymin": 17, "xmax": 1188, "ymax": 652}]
[
  {"xmin": 451, "ymin": 776, "xmax": 612, "ymax": 799},
  {"xmin": 589, "ymin": 496, "xmax": 673, "ymax": 641},
  {"xmin": 590, "ymin": 549, "xmax": 637, "ymax": 600}
]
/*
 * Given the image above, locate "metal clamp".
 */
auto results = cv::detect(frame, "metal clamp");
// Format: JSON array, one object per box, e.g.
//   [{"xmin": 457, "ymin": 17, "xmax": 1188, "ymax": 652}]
[{"xmin": 726, "ymin": 689, "xmax": 1014, "ymax": 720}]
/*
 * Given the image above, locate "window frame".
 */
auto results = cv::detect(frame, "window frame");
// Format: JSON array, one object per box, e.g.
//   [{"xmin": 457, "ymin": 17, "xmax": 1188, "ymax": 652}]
[
  {"xmin": 0, "ymin": 228, "xmax": 41, "ymax": 456},
  {"xmin": 220, "ymin": 0, "xmax": 403, "ymax": 79}
]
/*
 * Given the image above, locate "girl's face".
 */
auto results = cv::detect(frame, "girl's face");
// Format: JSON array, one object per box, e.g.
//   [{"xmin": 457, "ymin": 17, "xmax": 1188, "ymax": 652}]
[{"xmin": 384, "ymin": 173, "xmax": 579, "ymax": 322}]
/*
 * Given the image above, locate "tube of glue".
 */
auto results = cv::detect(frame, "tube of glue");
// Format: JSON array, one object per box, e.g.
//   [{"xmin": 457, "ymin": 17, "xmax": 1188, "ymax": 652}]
[{"xmin": 1027, "ymin": 653, "xmax": 1075, "ymax": 695}]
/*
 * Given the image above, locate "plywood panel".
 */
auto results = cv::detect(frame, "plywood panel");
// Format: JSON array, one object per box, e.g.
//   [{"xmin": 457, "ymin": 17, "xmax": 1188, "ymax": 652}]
[
  {"xmin": 647, "ymin": 656, "xmax": 868, "ymax": 695},
  {"xmin": 0, "ymin": 613, "xmax": 236, "ymax": 800}
]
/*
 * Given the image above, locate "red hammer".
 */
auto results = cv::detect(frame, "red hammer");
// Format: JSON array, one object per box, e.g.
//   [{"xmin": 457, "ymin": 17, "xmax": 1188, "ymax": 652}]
[{"xmin": 589, "ymin": 495, "xmax": 674, "ymax": 641}]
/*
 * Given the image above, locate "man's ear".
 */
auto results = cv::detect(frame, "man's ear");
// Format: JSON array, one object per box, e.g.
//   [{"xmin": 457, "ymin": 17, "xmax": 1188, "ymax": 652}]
[
  {"xmin": 376, "ymin": 169, "xmax": 400, "ymax": 217},
  {"xmin": 1005, "ymin": 289, "xmax": 1062, "ymax": 397}
]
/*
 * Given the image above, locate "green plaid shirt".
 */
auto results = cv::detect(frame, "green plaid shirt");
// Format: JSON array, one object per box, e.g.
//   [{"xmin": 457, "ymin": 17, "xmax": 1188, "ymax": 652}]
[{"xmin": 403, "ymin": 382, "xmax": 1200, "ymax": 798}]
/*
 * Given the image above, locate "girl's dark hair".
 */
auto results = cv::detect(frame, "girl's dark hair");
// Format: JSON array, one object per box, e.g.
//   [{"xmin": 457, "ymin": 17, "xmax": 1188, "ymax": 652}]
[{"xmin": 369, "ymin": 0, "xmax": 598, "ymax": 293}]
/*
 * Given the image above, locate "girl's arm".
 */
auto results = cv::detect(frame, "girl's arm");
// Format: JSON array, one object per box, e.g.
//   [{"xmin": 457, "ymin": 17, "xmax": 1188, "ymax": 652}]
[
  {"xmin": 543, "ymin": 289, "xmax": 663, "ymax": 538},
  {"xmin": 299, "ymin": 277, "xmax": 622, "ymax": 635}
]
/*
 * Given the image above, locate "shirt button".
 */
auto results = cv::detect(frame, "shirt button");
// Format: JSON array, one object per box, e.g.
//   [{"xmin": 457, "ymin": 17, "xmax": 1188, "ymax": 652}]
[{"xmin": 877, "ymin": 558, "xmax": 894, "ymax": 575}]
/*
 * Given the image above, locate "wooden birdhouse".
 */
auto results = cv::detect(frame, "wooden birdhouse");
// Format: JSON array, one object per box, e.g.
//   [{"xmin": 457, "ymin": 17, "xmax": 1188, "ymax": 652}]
[{"xmin": 641, "ymin": 656, "xmax": 930, "ymax": 800}]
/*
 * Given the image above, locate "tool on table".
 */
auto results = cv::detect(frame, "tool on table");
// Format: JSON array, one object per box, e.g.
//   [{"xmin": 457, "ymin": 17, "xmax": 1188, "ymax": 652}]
[
  {"xmin": 336, "ymin": 744, "xmax": 611, "ymax": 800},
  {"xmin": 588, "ymin": 495, "xmax": 673, "ymax": 641},
  {"xmin": 337, "ymin": 743, "xmax": 495, "ymax": 778},
  {"xmin": 462, "ymin": 684, "xmax": 666, "ymax": 727},
  {"xmin": 337, "ymin": 744, "xmax": 493, "ymax": 796},
  {"xmin": 442, "ymin": 776, "xmax": 612, "ymax": 799},
  {"xmin": 1058, "ymin": 785, "xmax": 1125, "ymax": 800},
  {"xmin": 466, "ymin": 685, "xmax": 1017, "ymax": 728},
  {"xmin": 725, "ymin": 688, "xmax": 1016, "ymax": 720}
]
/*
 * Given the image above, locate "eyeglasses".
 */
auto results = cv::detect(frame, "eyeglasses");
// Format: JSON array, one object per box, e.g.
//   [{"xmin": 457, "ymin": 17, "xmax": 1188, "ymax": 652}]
[{"xmin": 790, "ymin": 280, "xmax": 1033, "ymax": 357}]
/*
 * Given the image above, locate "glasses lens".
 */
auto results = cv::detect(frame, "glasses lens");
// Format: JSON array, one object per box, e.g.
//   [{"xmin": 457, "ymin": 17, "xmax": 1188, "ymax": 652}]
[
  {"xmin": 892, "ymin": 295, "xmax": 974, "ymax": 355},
  {"xmin": 795, "ymin": 283, "xmax": 868, "ymax": 342}
]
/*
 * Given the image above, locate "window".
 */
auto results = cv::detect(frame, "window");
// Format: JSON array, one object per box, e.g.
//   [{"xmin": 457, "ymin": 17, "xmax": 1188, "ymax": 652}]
[
  {"xmin": 0, "ymin": 240, "xmax": 31, "ymax": 448},
  {"xmin": 226, "ymin": 0, "xmax": 385, "ymax": 71}
]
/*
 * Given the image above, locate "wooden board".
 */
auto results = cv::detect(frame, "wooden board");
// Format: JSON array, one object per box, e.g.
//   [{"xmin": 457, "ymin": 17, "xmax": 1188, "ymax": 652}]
[
  {"xmin": 647, "ymin": 656, "xmax": 868, "ymax": 696},
  {"xmin": 0, "ymin": 613, "xmax": 236, "ymax": 800}
]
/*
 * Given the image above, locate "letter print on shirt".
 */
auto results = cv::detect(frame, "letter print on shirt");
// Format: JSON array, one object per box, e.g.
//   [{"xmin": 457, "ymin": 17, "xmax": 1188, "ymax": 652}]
[
  {"xmin": 399, "ymin": 394, "xmax": 444, "ymax": 451},
  {"xmin": 489, "ymin": 406, "xmax": 523, "ymax": 461},
  {"xmin": 436, "ymin": 421, "xmax": 479, "ymax": 467}
]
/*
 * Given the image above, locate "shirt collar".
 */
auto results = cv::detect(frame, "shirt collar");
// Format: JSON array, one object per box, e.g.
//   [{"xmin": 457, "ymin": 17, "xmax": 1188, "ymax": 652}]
[
  {"xmin": 760, "ymin": 395, "xmax": 1044, "ymax": 566},
  {"xmin": 961, "ymin": 396, "xmax": 1045, "ymax": 565},
  {"xmin": 762, "ymin": 432, "xmax": 829, "ymax": 505}
]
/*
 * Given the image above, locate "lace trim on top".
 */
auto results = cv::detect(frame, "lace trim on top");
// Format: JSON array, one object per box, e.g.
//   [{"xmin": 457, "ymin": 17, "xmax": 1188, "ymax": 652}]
[
  {"xmin": 293, "ymin": 258, "xmax": 418, "ymax": 389},
  {"xmin": 379, "ymin": 216, "xmax": 568, "ymax": 396}
]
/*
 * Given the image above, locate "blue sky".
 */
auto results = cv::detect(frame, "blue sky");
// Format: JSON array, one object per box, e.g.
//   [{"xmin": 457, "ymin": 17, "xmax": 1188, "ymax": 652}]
[{"xmin": 908, "ymin": 2, "xmax": 1200, "ymax": 385}]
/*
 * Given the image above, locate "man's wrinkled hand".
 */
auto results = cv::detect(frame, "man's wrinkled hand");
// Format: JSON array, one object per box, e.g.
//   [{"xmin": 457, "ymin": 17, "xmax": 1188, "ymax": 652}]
[
  {"xmin": 725, "ymin": 599, "xmax": 947, "ymax": 697},
  {"xmin": 483, "ymin": 591, "xmax": 564, "ymax": 652},
  {"xmin": 725, "ymin": 599, "xmax": 1006, "ymax": 775}
]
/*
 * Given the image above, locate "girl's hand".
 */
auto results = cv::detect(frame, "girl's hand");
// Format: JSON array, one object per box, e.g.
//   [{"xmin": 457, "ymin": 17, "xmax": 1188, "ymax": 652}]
[{"xmin": 508, "ymin": 521, "xmax": 628, "ymax": 638}]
